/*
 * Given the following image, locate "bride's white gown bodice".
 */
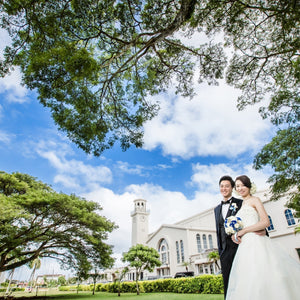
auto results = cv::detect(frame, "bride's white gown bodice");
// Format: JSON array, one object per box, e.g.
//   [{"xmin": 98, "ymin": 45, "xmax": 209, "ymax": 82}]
[
  {"xmin": 238, "ymin": 204, "xmax": 259, "ymax": 226},
  {"xmin": 226, "ymin": 205, "xmax": 300, "ymax": 300}
]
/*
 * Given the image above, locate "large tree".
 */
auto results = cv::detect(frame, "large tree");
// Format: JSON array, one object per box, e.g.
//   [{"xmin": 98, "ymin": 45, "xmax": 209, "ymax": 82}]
[
  {"xmin": 0, "ymin": 0, "xmax": 297, "ymax": 155},
  {"xmin": 0, "ymin": 1, "xmax": 299, "ymax": 207},
  {"xmin": 253, "ymin": 126, "xmax": 300, "ymax": 230},
  {"xmin": 0, "ymin": 171, "xmax": 116, "ymax": 273}
]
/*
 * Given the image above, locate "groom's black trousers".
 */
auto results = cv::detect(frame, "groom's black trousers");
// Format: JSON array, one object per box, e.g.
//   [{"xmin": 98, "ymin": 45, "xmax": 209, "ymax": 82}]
[{"xmin": 220, "ymin": 244, "xmax": 238, "ymax": 298}]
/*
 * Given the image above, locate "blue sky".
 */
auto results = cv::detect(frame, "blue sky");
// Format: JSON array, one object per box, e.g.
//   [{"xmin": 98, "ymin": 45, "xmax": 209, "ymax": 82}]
[{"xmin": 0, "ymin": 29, "xmax": 275, "ymax": 280}]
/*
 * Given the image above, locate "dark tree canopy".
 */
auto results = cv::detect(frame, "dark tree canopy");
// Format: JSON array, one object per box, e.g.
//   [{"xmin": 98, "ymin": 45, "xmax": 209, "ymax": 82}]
[
  {"xmin": 0, "ymin": 0, "xmax": 298, "ymax": 155},
  {"xmin": 0, "ymin": 1, "xmax": 299, "ymax": 212},
  {"xmin": 254, "ymin": 126, "xmax": 300, "ymax": 219},
  {"xmin": 0, "ymin": 171, "xmax": 116, "ymax": 273},
  {"xmin": 0, "ymin": 1, "xmax": 298, "ymax": 154},
  {"xmin": 1, "ymin": 0, "xmax": 228, "ymax": 155}
]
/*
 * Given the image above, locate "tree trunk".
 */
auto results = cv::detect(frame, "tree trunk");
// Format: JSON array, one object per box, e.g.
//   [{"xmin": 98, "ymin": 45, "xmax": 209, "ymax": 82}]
[
  {"xmin": 135, "ymin": 271, "xmax": 140, "ymax": 295},
  {"xmin": 118, "ymin": 279, "xmax": 121, "ymax": 296},
  {"xmin": 93, "ymin": 279, "xmax": 96, "ymax": 295},
  {"xmin": 135, "ymin": 278, "xmax": 139, "ymax": 295}
]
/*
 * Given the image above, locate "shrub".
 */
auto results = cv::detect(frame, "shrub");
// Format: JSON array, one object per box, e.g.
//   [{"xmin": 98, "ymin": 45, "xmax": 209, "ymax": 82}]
[
  {"xmin": 57, "ymin": 275, "xmax": 223, "ymax": 295},
  {"xmin": 146, "ymin": 275, "xmax": 223, "ymax": 294},
  {"xmin": 58, "ymin": 284, "xmax": 92, "ymax": 292},
  {"xmin": 59, "ymin": 285, "xmax": 77, "ymax": 291}
]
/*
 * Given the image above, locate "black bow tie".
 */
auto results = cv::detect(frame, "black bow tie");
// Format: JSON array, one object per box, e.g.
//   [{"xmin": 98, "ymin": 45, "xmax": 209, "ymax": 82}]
[{"xmin": 221, "ymin": 200, "xmax": 230, "ymax": 205}]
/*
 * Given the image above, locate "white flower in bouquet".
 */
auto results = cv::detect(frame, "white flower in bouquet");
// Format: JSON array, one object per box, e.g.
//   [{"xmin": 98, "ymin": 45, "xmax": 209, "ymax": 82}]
[{"xmin": 224, "ymin": 216, "xmax": 243, "ymax": 235}]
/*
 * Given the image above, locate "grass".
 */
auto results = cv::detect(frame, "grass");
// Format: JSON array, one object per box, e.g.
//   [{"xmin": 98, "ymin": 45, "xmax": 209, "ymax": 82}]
[{"xmin": 1, "ymin": 289, "xmax": 224, "ymax": 300}]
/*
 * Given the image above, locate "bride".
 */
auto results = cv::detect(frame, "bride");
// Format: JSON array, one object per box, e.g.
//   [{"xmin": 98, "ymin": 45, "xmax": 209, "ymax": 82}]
[{"xmin": 226, "ymin": 175, "xmax": 300, "ymax": 300}]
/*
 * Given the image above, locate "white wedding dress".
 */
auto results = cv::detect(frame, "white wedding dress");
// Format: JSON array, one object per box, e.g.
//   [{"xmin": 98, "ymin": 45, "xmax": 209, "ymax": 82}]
[{"xmin": 226, "ymin": 204, "xmax": 300, "ymax": 300}]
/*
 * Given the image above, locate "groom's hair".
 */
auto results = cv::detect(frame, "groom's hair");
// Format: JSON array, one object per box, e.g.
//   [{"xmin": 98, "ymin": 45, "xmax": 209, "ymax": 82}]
[{"xmin": 219, "ymin": 175, "xmax": 235, "ymax": 188}]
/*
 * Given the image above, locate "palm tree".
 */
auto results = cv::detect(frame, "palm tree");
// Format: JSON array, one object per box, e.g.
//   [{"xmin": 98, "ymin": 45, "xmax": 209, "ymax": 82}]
[
  {"xmin": 207, "ymin": 251, "xmax": 220, "ymax": 273},
  {"xmin": 181, "ymin": 261, "xmax": 191, "ymax": 272},
  {"xmin": 113, "ymin": 267, "xmax": 129, "ymax": 297},
  {"xmin": 5, "ymin": 268, "xmax": 15, "ymax": 296},
  {"xmin": 28, "ymin": 258, "xmax": 41, "ymax": 292}
]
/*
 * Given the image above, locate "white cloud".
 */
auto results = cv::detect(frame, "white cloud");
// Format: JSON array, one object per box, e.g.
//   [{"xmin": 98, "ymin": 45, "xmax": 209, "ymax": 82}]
[
  {"xmin": 114, "ymin": 161, "xmax": 172, "ymax": 177},
  {"xmin": 34, "ymin": 140, "xmax": 113, "ymax": 191},
  {"xmin": 0, "ymin": 130, "xmax": 12, "ymax": 144},
  {"xmin": 125, "ymin": 183, "xmax": 195, "ymax": 229},
  {"xmin": 190, "ymin": 163, "xmax": 237, "ymax": 192},
  {"xmin": 143, "ymin": 81, "xmax": 272, "ymax": 158},
  {"xmin": 190, "ymin": 162, "xmax": 272, "ymax": 195},
  {"xmin": 0, "ymin": 30, "xmax": 29, "ymax": 103},
  {"xmin": 53, "ymin": 174, "xmax": 81, "ymax": 189},
  {"xmin": 115, "ymin": 161, "xmax": 145, "ymax": 176},
  {"xmin": 0, "ymin": 69, "xmax": 29, "ymax": 103}
]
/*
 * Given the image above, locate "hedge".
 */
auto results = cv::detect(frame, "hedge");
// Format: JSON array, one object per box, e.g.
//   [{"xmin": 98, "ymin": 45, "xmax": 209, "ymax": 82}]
[
  {"xmin": 59, "ymin": 284, "xmax": 92, "ymax": 291},
  {"xmin": 60, "ymin": 275, "xmax": 223, "ymax": 294},
  {"xmin": 0, "ymin": 287, "xmax": 25, "ymax": 292}
]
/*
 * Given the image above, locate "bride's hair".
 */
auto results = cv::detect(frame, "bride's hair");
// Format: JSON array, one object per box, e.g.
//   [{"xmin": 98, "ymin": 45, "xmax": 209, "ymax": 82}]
[{"xmin": 235, "ymin": 175, "xmax": 252, "ymax": 189}]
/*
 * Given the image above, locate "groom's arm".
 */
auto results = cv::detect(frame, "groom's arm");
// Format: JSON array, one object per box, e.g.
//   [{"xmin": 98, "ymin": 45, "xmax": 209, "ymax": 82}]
[{"xmin": 254, "ymin": 229, "xmax": 269, "ymax": 236}]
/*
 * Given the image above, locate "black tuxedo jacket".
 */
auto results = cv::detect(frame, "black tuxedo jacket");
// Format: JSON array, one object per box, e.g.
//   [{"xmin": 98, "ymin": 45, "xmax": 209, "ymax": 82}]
[
  {"xmin": 214, "ymin": 196, "xmax": 243, "ymax": 297},
  {"xmin": 214, "ymin": 197, "xmax": 243, "ymax": 257}
]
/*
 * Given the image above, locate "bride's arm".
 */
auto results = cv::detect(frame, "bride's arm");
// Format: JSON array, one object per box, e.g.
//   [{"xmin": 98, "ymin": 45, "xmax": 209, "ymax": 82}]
[{"xmin": 237, "ymin": 197, "xmax": 270, "ymax": 238}]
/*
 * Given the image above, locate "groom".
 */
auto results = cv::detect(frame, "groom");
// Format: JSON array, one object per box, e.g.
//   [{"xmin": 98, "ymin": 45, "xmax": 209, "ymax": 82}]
[{"xmin": 214, "ymin": 175, "xmax": 243, "ymax": 298}]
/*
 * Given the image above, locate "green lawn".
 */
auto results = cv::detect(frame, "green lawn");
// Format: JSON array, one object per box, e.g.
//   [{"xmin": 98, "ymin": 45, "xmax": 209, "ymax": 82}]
[{"xmin": 2, "ymin": 290, "xmax": 224, "ymax": 300}]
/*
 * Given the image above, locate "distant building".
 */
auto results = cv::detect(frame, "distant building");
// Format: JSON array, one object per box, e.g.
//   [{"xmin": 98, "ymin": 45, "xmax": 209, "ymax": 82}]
[{"xmin": 36, "ymin": 274, "xmax": 65, "ymax": 285}]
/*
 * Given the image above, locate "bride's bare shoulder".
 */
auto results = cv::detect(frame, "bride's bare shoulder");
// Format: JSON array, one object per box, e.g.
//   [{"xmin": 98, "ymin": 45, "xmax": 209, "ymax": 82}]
[{"xmin": 248, "ymin": 196, "xmax": 262, "ymax": 205}]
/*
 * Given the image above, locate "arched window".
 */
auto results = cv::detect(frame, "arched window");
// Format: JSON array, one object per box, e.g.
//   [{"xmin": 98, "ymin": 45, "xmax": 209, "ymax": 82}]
[
  {"xmin": 208, "ymin": 234, "xmax": 213, "ymax": 249},
  {"xmin": 176, "ymin": 241, "xmax": 180, "ymax": 263},
  {"xmin": 203, "ymin": 234, "xmax": 207, "ymax": 249},
  {"xmin": 196, "ymin": 234, "xmax": 202, "ymax": 253},
  {"xmin": 180, "ymin": 240, "xmax": 185, "ymax": 262},
  {"xmin": 267, "ymin": 215, "xmax": 274, "ymax": 231},
  {"xmin": 285, "ymin": 209, "xmax": 296, "ymax": 226},
  {"xmin": 158, "ymin": 239, "xmax": 169, "ymax": 264}
]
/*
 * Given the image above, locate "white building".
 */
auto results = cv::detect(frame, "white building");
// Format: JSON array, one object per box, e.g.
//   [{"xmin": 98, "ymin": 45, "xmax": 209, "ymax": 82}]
[
  {"xmin": 36, "ymin": 274, "xmax": 65, "ymax": 285},
  {"xmin": 125, "ymin": 190, "xmax": 300, "ymax": 280}
]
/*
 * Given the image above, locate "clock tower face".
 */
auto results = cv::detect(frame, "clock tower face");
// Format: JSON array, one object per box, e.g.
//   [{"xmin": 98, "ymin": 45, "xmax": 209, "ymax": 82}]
[{"xmin": 140, "ymin": 215, "xmax": 145, "ymax": 222}]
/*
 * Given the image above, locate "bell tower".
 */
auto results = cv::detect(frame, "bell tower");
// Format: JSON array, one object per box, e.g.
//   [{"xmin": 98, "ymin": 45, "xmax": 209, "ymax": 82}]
[{"xmin": 131, "ymin": 199, "xmax": 149, "ymax": 246}]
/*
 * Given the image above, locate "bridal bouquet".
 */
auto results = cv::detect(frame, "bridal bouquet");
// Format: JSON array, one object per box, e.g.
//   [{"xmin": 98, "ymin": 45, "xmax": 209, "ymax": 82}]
[{"xmin": 224, "ymin": 216, "xmax": 243, "ymax": 235}]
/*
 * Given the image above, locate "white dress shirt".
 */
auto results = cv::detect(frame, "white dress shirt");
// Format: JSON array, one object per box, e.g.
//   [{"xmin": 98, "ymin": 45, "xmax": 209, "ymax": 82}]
[{"xmin": 222, "ymin": 197, "xmax": 232, "ymax": 219}]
